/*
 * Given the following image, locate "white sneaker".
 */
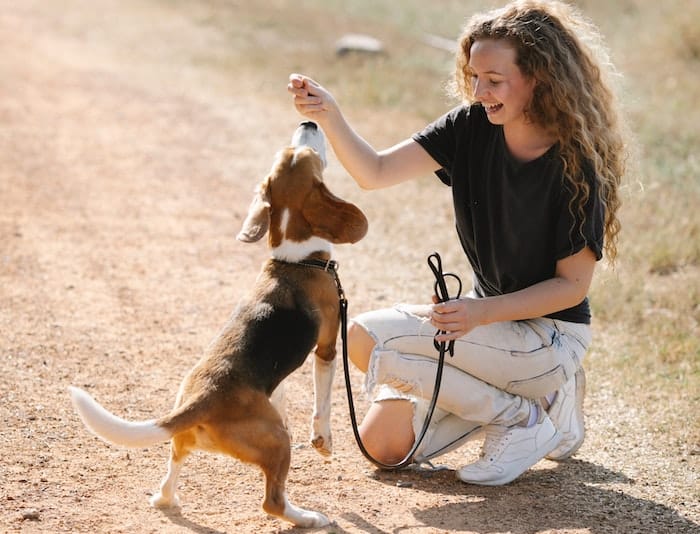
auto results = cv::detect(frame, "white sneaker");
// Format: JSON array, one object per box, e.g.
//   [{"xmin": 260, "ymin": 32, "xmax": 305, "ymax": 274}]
[
  {"xmin": 456, "ymin": 409, "xmax": 561, "ymax": 486},
  {"xmin": 546, "ymin": 367, "xmax": 586, "ymax": 460}
]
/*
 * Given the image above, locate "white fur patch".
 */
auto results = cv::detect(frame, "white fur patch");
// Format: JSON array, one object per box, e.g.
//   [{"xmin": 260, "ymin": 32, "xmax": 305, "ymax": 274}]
[
  {"xmin": 69, "ymin": 386, "xmax": 170, "ymax": 447},
  {"xmin": 272, "ymin": 236, "xmax": 332, "ymax": 263},
  {"xmin": 279, "ymin": 208, "xmax": 290, "ymax": 235},
  {"xmin": 291, "ymin": 125, "xmax": 327, "ymax": 168},
  {"xmin": 281, "ymin": 493, "xmax": 330, "ymax": 527}
]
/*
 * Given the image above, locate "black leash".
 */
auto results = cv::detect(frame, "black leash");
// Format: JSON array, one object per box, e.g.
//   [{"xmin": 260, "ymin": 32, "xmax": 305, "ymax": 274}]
[
  {"xmin": 428, "ymin": 252, "xmax": 462, "ymax": 357},
  {"xmin": 341, "ymin": 252, "xmax": 461, "ymax": 470},
  {"xmin": 281, "ymin": 253, "xmax": 461, "ymax": 469}
]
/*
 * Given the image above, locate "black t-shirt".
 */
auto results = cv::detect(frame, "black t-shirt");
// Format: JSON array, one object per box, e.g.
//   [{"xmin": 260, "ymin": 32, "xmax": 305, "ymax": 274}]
[{"xmin": 412, "ymin": 104, "xmax": 605, "ymax": 324}]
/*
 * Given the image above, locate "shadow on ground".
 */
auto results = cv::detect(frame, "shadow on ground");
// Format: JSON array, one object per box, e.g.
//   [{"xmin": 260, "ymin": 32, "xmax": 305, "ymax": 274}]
[{"xmin": 324, "ymin": 459, "xmax": 697, "ymax": 534}]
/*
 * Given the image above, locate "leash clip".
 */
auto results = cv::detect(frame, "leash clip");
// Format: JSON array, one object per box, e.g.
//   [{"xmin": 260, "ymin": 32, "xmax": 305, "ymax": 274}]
[{"xmin": 327, "ymin": 261, "xmax": 346, "ymax": 302}]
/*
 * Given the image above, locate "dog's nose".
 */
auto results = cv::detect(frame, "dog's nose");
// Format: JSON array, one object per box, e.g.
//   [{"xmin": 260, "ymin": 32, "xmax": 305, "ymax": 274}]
[{"xmin": 299, "ymin": 121, "xmax": 318, "ymax": 130}]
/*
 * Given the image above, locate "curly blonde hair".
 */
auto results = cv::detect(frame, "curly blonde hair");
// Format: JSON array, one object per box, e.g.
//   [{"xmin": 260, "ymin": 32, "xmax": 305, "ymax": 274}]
[{"xmin": 451, "ymin": 0, "xmax": 626, "ymax": 264}]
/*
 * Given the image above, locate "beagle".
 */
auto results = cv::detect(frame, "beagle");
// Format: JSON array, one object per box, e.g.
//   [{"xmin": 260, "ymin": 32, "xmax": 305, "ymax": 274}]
[{"xmin": 69, "ymin": 121, "xmax": 368, "ymax": 528}]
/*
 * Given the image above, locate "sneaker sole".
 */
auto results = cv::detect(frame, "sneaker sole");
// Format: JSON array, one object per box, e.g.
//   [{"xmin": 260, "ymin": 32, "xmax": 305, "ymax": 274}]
[{"xmin": 546, "ymin": 368, "xmax": 586, "ymax": 461}]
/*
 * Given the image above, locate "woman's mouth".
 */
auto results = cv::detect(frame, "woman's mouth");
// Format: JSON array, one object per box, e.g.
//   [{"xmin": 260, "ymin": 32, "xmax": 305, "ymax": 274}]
[{"xmin": 483, "ymin": 103, "xmax": 503, "ymax": 114}]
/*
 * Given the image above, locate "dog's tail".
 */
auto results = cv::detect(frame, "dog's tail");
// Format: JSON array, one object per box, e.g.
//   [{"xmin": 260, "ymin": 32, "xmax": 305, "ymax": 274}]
[{"xmin": 69, "ymin": 386, "xmax": 171, "ymax": 448}]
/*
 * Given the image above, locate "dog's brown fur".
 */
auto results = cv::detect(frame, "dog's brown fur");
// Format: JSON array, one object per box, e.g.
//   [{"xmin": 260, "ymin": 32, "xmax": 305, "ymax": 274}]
[{"xmin": 69, "ymin": 123, "xmax": 368, "ymax": 527}]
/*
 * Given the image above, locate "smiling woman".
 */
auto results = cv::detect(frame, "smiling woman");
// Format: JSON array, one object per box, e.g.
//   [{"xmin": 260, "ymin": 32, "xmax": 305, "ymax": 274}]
[
  {"xmin": 288, "ymin": 0, "xmax": 628, "ymax": 486},
  {"xmin": 452, "ymin": 0, "xmax": 626, "ymax": 266},
  {"xmin": 466, "ymin": 38, "xmax": 547, "ymax": 161}
]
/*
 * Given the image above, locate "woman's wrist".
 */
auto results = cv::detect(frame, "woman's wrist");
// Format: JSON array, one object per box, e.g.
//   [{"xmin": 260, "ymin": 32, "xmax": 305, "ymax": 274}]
[{"xmin": 472, "ymin": 297, "xmax": 492, "ymax": 327}]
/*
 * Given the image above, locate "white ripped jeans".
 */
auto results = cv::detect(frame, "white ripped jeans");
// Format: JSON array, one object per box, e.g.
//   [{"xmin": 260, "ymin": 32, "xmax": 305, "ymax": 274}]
[{"xmin": 351, "ymin": 303, "xmax": 591, "ymax": 461}]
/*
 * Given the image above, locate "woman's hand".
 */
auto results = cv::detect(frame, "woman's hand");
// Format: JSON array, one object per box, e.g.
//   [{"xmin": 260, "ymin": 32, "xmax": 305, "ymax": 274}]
[
  {"xmin": 430, "ymin": 297, "xmax": 486, "ymax": 341},
  {"xmin": 287, "ymin": 74, "xmax": 339, "ymax": 125},
  {"xmin": 430, "ymin": 247, "xmax": 598, "ymax": 341}
]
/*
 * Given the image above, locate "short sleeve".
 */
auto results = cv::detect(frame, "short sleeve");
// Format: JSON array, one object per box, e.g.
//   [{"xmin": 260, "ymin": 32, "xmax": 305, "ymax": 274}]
[
  {"xmin": 411, "ymin": 105, "xmax": 468, "ymax": 186},
  {"xmin": 555, "ymin": 173, "xmax": 606, "ymax": 261}
]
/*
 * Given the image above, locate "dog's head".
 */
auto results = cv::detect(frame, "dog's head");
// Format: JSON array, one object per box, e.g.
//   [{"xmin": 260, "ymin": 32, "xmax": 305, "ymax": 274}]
[{"xmin": 237, "ymin": 122, "xmax": 368, "ymax": 258}]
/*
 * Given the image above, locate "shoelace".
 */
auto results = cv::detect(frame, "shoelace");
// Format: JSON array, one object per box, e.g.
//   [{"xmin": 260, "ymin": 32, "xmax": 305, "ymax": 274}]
[{"xmin": 480, "ymin": 426, "xmax": 511, "ymax": 462}]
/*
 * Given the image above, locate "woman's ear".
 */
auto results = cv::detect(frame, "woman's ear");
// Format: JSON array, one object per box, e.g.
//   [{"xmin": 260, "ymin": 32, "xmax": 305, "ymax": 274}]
[
  {"xmin": 236, "ymin": 180, "xmax": 271, "ymax": 243},
  {"xmin": 302, "ymin": 182, "xmax": 368, "ymax": 244}
]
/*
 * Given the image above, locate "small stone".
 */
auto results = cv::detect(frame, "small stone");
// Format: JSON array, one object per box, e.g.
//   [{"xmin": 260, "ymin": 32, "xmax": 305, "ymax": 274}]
[
  {"xmin": 335, "ymin": 34, "xmax": 384, "ymax": 56},
  {"xmin": 21, "ymin": 509, "xmax": 41, "ymax": 521}
]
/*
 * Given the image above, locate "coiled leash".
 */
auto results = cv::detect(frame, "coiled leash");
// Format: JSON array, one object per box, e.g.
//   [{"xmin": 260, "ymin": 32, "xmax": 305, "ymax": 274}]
[{"xmin": 342, "ymin": 251, "xmax": 462, "ymax": 470}]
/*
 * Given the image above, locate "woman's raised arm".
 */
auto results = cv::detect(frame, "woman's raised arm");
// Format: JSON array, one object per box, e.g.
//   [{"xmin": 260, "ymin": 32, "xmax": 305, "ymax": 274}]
[{"xmin": 288, "ymin": 74, "xmax": 440, "ymax": 190}]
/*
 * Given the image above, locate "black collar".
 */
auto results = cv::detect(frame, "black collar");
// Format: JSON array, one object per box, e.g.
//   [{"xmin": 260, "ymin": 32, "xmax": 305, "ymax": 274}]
[
  {"xmin": 273, "ymin": 257, "xmax": 338, "ymax": 273},
  {"xmin": 272, "ymin": 257, "xmax": 344, "ymax": 300}
]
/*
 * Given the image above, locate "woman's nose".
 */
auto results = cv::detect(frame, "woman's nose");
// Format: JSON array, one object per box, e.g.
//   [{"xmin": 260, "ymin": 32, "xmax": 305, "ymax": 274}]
[{"xmin": 473, "ymin": 79, "xmax": 485, "ymax": 99}]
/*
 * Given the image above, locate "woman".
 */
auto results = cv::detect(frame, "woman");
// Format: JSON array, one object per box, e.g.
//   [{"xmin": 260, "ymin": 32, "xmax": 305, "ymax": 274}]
[{"xmin": 288, "ymin": 0, "xmax": 626, "ymax": 485}]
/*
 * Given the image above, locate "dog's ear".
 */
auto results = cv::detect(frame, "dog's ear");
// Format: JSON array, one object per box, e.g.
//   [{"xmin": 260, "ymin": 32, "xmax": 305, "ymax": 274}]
[
  {"xmin": 236, "ymin": 180, "xmax": 271, "ymax": 243},
  {"xmin": 302, "ymin": 182, "xmax": 368, "ymax": 244}
]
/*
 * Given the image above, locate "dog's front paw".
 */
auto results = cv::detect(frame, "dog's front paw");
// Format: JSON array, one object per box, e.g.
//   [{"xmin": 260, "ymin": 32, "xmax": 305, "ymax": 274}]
[
  {"xmin": 149, "ymin": 491, "xmax": 181, "ymax": 509},
  {"xmin": 301, "ymin": 510, "xmax": 331, "ymax": 528},
  {"xmin": 284, "ymin": 503, "xmax": 331, "ymax": 528},
  {"xmin": 310, "ymin": 433, "xmax": 332, "ymax": 457},
  {"xmin": 279, "ymin": 495, "xmax": 331, "ymax": 527}
]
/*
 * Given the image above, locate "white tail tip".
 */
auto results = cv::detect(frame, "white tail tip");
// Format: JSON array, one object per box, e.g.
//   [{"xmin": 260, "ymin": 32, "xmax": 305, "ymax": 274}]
[{"xmin": 68, "ymin": 386, "xmax": 170, "ymax": 448}]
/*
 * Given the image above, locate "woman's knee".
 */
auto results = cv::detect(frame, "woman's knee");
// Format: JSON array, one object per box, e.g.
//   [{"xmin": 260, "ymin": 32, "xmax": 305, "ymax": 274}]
[
  {"xmin": 348, "ymin": 321, "xmax": 375, "ymax": 373},
  {"xmin": 358, "ymin": 400, "xmax": 415, "ymax": 466}
]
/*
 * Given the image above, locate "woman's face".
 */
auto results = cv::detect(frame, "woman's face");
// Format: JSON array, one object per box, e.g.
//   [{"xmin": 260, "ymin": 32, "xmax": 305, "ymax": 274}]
[{"xmin": 468, "ymin": 39, "xmax": 536, "ymax": 128}]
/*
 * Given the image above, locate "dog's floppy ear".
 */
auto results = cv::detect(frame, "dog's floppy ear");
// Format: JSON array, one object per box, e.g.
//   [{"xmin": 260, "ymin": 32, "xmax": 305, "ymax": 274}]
[
  {"xmin": 302, "ymin": 182, "xmax": 368, "ymax": 244},
  {"xmin": 237, "ymin": 180, "xmax": 271, "ymax": 243}
]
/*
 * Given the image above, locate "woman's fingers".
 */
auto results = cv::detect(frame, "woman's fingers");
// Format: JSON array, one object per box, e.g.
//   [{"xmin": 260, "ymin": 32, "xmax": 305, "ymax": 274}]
[
  {"xmin": 287, "ymin": 73, "xmax": 328, "ymax": 117},
  {"xmin": 431, "ymin": 298, "xmax": 473, "ymax": 337},
  {"xmin": 288, "ymin": 74, "xmax": 321, "ymax": 99}
]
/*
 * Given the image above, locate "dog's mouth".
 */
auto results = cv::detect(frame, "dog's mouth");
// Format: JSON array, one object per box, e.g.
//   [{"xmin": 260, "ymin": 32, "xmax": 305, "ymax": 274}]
[{"xmin": 291, "ymin": 121, "xmax": 327, "ymax": 168}]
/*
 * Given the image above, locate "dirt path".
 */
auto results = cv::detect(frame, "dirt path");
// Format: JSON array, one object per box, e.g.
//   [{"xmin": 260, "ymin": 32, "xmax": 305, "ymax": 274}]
[{"xmin": 1, "ymin": 2, "xmax": 697, "ymax": 533}]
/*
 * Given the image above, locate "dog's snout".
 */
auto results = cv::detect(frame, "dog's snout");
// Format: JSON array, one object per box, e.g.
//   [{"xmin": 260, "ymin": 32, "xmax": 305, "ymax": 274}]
[{"xmin": 291, "ymin": 121, "xmax": 327, "ymax": 168}]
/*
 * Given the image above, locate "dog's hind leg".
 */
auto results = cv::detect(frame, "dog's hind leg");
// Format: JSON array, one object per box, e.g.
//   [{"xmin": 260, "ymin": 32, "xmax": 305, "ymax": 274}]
[
  {"xmin": 210, "ymin": 397, "xmax": 330, "ymax": 527},
  {"xmin": 257, "ymin": 423, "xmax": 330, "ymax": 528},
  {"xmin": 150, "ymin": 432, "xmax": 194, "ymax": 509}
]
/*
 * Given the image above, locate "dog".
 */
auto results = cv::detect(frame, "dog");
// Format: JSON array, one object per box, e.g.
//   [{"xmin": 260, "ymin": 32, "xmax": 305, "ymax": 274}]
[{"xmin": 69, "ymin": 121, "xmax": 368, "ymax": 527}]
